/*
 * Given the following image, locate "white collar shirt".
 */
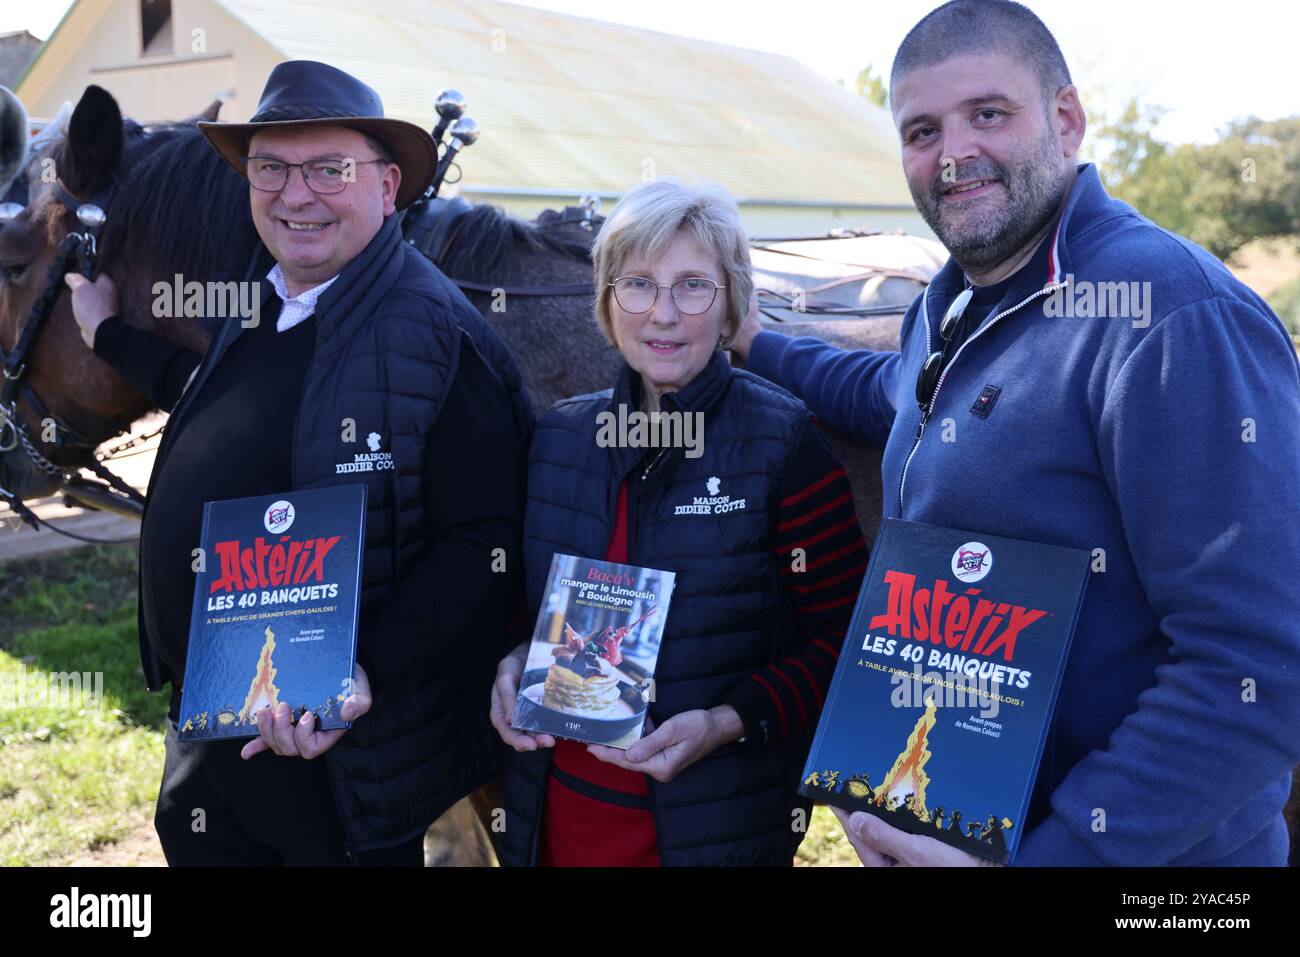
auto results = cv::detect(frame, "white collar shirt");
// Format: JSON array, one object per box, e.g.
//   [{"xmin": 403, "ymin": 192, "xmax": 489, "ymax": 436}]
[{"xmin": 267, "ymin": 263, "xmax": 339, "ymax": 332}]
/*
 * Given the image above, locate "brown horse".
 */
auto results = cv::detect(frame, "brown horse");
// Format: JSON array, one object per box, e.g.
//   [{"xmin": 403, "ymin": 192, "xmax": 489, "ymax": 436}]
[{"xmin": 0, "ymin": 85, "xmax": 251, "ymax": 514}]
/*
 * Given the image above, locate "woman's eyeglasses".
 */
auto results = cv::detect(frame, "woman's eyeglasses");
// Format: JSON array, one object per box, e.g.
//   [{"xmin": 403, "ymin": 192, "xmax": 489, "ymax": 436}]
[
  {"xmin": 609, "ymin": 277, "xmax": 725, "ymax": 316},
  {"xmin": 915, "ymin": 286, "xmax": 974, "ymax": 412}
]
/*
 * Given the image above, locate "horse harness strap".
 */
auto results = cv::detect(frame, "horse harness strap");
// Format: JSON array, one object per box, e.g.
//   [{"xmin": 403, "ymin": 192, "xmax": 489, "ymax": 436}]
[
  {"xmin": 0, "ymin": 177, "xmax": 143, "ymax": 534},
  {"xmin": 1, "ymin": 178, "xmax": 106, "ymax": 404}
]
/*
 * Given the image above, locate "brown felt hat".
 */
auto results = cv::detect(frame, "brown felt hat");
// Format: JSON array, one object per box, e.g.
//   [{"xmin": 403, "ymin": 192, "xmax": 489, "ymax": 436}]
[{"xmin": 199, "ymin": 60, "xmax": 436, "ymax": 209}]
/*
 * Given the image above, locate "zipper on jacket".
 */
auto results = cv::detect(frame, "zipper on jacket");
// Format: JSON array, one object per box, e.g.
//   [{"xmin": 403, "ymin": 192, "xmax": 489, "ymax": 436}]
[
  {"xmin": 641, "ymin": 446, "xmax": 669, "ymax": 482},
  {"xmin": 897, "ymin": 280, "xmax": 1069, "ymax": 514}
]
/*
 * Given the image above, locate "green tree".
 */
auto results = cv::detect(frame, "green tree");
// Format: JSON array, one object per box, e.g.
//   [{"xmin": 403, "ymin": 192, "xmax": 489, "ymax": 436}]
[
  {"xmin": 1095, "ymin": 99, "xmax": 1300, "ymax": 262},
  {"xmin": 856, "ymin": 64, "xmax": 888, "ymax": 109},
  {"xmin": 1095, "ymin": 98, "xmax": 1169, "ymax": 191},
  {"xmin": 1269, "ymin": 276, "xmax": 1300, "ymax": 337}
]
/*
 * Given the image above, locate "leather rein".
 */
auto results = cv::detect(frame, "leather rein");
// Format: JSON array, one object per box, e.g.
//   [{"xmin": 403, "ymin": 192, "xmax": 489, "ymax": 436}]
[{"xmin": 0, "ymin": 179, "xmax": 145, "ymax": 542}]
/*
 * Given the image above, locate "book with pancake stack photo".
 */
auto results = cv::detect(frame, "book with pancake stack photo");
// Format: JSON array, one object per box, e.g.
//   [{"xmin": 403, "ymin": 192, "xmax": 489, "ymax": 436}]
[{"xmin": 512, "ymin": 553, "xmax": 675, "ymax": 749}]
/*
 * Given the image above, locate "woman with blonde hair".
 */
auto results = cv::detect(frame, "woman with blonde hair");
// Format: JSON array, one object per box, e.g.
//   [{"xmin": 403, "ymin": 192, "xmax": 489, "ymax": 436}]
[{"xmin": 490, "ymin": 179, "xmax": 868, "ymax": 866}]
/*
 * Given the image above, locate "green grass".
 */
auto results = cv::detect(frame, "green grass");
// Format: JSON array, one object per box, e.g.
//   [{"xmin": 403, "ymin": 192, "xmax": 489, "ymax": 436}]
[
  {"xmin": 797, "ymin": 804, "xmax": 862, "ymax": 866},
  {"xmin": 0, "ymin": 544, "xmax": 166, "ymax": 866},
  {"xmin": 0, "ymin": 544, "xmax": 863, "ymax": 866}
]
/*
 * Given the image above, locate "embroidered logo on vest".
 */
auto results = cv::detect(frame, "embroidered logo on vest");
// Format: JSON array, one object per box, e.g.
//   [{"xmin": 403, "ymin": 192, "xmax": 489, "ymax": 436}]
[
  {"xmin": 674, "ymin": 476, "xmax": 747, "ymax": 516},
  {"xmin": 336, "ymin": 431, "xmax": 395, "ymax": 474}
]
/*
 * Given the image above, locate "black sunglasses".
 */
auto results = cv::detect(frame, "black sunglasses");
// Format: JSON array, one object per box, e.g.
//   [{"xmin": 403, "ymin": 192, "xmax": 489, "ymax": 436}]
[{"xmin": 915, "ymin": 287, "xmax": 975, "ymax": 412}]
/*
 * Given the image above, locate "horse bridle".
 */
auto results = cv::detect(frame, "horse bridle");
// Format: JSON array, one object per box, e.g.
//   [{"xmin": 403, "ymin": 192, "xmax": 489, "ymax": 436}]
[{"xmin": 0, "ymin": 177, "xmax": 146, "ymax": 538}]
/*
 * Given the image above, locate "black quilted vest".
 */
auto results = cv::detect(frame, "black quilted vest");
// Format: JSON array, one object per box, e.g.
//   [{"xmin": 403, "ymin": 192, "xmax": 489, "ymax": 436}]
[
  {"xmin": 139, "ymin": 215, "xmax": 531, "ymax": 851},
  {"xmin": 498, "ymin": 351, "xmax": 816, "ymax": 866}
]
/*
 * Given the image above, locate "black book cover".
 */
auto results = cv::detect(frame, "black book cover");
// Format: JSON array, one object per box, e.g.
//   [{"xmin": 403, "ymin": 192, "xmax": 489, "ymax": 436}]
[
  {"xmin": 799, "ymin": 519, "xmax": 1089, "ymax": 862},
  {"xmin": 177, "ymin": 484, "xmax": 366, "ymax": 742}
]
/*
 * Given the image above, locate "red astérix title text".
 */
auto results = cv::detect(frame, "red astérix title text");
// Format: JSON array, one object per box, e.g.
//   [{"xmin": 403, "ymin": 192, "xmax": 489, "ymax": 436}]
[
  {"xmin": 867, "ymin": 570, "xmax": 1047, "ymax": 663},
  {"xmin": 209, "ymin": 535, "xmax": 341, "ymax": 593}
]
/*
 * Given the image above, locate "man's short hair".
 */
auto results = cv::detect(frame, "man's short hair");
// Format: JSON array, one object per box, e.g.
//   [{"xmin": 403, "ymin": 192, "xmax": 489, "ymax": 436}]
[
  {"xmin": 890, "ymin": 1, "xmax": 1072, "ymax": 109},
  {"xmin": 592, "ymin": 179, "xmax": 751, "ymax": 351},
  {"xmin": 360, "ymin": 131, "xmax": 393, "ymax": 165}
]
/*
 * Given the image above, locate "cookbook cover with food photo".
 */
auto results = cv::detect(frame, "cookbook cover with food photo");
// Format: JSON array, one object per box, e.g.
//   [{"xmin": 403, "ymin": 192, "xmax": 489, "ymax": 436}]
[{"xmin": 512, "ymin": 553, "xmax": 675, "ymax": 749}]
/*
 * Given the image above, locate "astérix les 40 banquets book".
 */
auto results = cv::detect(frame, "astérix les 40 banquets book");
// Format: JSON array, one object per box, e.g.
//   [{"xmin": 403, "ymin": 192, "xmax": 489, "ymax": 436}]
[
  {"xmin": 177, "ymin": 484, "xmax": 366, "ymax": 742},
  {"xmin": 799, "ymin": 518, "xmax": 1089, "ymax": 863}
]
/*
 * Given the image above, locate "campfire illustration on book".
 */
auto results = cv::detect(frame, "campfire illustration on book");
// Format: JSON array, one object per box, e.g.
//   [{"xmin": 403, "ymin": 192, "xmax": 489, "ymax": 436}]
[
  {"xmin": 238, "ymin": 625, "xmax": 281, "ymax": 724},
  {"xmin": 874, "ymin": 698, "xmax": 937, "ymax": 818},
  {"xmin": 542, "ymin": 607, "xmax": 657, "ymax": 716},
  {"xmin": 802, "ymin": 698, "xmax": 1017, "ymax": 853}
]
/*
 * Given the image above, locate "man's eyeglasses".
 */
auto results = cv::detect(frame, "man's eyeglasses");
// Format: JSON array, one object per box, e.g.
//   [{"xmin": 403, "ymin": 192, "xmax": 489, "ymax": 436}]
[
  {"xmin": 609, "ymin": 277, "xmax": 725, "ymax": 316},
  {"xmin": 915, "ymin": 287, "xmax": 974, "ymax": 412},
  {"xmin": 245, "ymin": 156, "xmax": 389, "ymax": 194}
]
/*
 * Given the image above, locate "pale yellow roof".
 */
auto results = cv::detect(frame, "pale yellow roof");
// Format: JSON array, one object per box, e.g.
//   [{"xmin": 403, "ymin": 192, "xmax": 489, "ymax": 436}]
[{"xmin": 215, "ymin": 0, "xmax": 912, "ymax": 208}]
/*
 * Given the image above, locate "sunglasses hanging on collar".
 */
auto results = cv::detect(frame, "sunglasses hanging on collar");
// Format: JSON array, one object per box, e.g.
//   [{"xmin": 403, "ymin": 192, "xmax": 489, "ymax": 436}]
[{"xmin": 915, "ymin": 285, "xmax": 976, "ymax": 413}]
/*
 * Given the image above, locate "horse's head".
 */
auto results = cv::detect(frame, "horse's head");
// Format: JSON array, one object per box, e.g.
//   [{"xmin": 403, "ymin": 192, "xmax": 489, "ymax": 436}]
[
  {"xmin": 0, "ymin": 83, "xmax": 238, "ymax": 504},
  {"xmin": 0, "ymin": 84, "xmax": 139, "ymax": 501}
]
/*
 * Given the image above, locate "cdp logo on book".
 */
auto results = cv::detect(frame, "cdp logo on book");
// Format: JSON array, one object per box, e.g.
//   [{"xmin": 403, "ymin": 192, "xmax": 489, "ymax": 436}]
[
  {"xmin": 264, "ymin": 499, "xmax": 296, "ymax": 534},
  {"xmin": 951, "ymin": 542, "xmax": 992, "ymax": 583}
]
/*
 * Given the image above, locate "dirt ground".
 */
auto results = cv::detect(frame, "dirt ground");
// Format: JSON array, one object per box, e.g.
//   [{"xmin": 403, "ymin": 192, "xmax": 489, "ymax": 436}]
[{"xmin": 57, "ymin": 810, "xmax": 164, "ymax": 867}]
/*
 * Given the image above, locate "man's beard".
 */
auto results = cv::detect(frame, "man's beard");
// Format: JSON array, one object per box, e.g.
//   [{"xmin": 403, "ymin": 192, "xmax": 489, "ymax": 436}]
[{"xmin": 910, "ymin": 126, "xmax": 1068, "ymax": 276}]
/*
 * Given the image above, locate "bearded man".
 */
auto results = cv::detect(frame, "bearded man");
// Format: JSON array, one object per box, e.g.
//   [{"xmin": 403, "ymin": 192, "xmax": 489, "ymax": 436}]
[{"xmin": 733, "ymin": 0, "xmax": 1300, "ymax": 866}]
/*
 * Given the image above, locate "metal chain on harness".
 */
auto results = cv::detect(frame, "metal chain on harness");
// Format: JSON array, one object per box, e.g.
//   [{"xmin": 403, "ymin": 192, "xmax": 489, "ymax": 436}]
[
  {"xmin": 96, "ymin": 425, "xmax": 165, "ymax": 460},
  {"xmin": 0, "ymin": 184, "xmax": 144, "ymax": 542}
]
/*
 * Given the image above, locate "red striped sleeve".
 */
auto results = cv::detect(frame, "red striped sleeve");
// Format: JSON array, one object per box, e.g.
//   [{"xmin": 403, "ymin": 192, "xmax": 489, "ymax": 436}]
[
  {"xmin": 725, "ymin": 420, "xmax": 869, "ymax": 746},
  {"xmin": 781, "ymin": 466, "xmax": 848, "ymax": 507}
]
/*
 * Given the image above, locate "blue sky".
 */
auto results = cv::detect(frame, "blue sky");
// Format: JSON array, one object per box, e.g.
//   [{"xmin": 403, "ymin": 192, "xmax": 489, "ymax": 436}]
[{"xmin": 6, "ymin": 0, "xmax": 1295, "ymax": 144}]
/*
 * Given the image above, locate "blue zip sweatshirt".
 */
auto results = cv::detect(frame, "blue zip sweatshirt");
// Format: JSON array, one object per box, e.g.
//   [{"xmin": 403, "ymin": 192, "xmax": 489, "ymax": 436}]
[{"xmin": 748, "ymin": 163, "xmax": 1300, "ymax": 866}]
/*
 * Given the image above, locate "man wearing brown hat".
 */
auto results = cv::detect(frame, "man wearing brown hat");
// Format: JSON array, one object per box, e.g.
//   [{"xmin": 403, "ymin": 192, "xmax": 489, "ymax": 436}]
[{"xmin": 67, "ymin": 60, "xmax": 531, "ymax": 866}]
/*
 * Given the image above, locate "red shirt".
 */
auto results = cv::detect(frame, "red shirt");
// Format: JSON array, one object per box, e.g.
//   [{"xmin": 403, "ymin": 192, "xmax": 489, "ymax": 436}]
[{"xmin": 539, "ymin": 480, "xmax": 661, "ymax": 866}]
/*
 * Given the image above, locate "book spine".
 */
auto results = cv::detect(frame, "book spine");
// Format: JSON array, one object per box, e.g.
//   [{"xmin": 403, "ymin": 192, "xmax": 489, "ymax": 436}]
[
  {"xmin": 339, "ymin": 484, "xmax": 367, "ymax": 730},
  {"xmin": 531, "ymin": 554, "xmax": 567, "ymax": 646},
  {"xmin": 177, "ymin": 500, "xmax": 216, "ymax": 739}
]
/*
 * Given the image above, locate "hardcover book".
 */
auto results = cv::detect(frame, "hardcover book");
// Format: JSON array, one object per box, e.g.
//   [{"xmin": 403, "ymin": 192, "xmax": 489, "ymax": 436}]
[
  {"xmin": 177, "ymin": 484, "xmax": 367, "ymax": 742},
  {"xmin": 512, "ymin": 553, "xmax": 675, "ymax": 749},
  {"xmin": 798, "ymin": 518, "xmax": 1089, "ymax": 863}
]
